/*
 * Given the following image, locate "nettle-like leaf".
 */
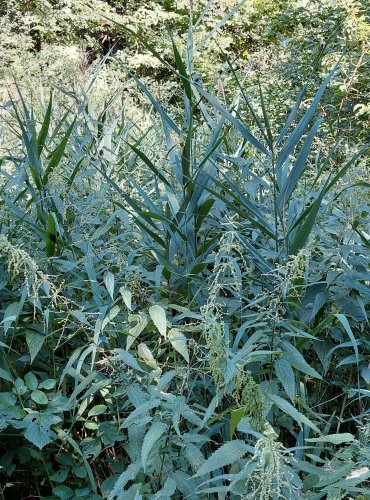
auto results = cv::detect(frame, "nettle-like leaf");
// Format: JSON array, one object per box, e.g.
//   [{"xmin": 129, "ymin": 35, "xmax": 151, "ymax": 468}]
[
  {"xmin": 141, "ymin": 421, "xmax": 168, "ymax": 472},
  {"xmin": 22, "ymin": 411, "xmax": 62, "ymax": 449},
  {"xmin": 194, "ymin": 440, "xmax": 251, "ymax": 477},
  {"xmin": 275, "ymin": 358, "xmax": 296, "ymax": 401},
  {"xmin": 26, "ymin": 330, "xmax": 46, "ymax": 364},
  {"xmin": 108, "ymin": 462, "xmax": 141, "ymax": 500}
]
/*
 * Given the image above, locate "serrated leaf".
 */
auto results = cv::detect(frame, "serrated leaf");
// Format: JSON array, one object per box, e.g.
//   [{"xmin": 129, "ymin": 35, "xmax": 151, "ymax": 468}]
[
  {"xmin": 194, "ymin": 440, "xmax": 250, "ymax": 477},
  {"xmin": 168, "ymin": 328, "xmax": 189, "ymax": 362},
  {"xmin": 88, "ymin": 404, "xmax": 107, "ymax": 417},
  {"xmin": 153, "ymin": 477, "xmax": 177, "ymax": 499},
  {"xmin": 23, "ymin": 411, "xmax": 61, "ymax": 449},
  {"xmin": 141, "ymin": 421, "xmax": 168, "ymax": 472},
  {"xmin": 108, "ymin": 462, "xmax": 141, "ymax": 500},
  {"xmin": 31, "ymin": 390, "xmax": 48, "ymax": 405},
  {"xmin": 26, "ymin": 331, "xmax": 45, "ymax": 364},
  {"xmin": 119, "ymin": 287, "xmax": 132, "ymax": 310},
  {"xmin": 269, "ymin": 394, "xmax": 320, "ymax": 433},
  {"xmin": 149, "ymin": 305, "xmax": 167, "ymax": 336},
  {"xmin": 275, "ymin": 358, "xmax": 296, "ymax": 401},
  {"xmin": 24, "ymin": 372, "xmax": 38, "ymax": 391},
  {"xmin": 120, "ymin": 399, "xmax": 160, "ymax": 428},
  {"xmin": 306, "ymin": 433, "xmax": 354, "ymax": 445},
  {"xmin": 281, "ymin": 341, "xmax": 322, "ymax": 379}
]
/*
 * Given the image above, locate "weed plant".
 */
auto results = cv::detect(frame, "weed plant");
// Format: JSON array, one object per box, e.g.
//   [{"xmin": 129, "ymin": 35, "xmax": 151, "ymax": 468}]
[{"xmin": 0, "ymin": 11, "xmax": 369, "ymax": 500}]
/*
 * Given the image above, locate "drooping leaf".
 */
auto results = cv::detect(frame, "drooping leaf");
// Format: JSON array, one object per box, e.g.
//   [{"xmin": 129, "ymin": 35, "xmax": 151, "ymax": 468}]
[
  {"xmin": 168, "ymin": 328, "xmax": 189, "ymax": 362},
  {"xmin": 149, "ymin": 305, "xmax": 167, "ymax": 337},
  {"xmin": 120, "ymin": 287, "xmax": 132, "ymax": 311}
]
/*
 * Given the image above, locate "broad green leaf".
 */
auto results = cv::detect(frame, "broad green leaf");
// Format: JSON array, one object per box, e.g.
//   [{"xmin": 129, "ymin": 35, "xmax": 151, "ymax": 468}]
[
  {"xmin": 153, "ymin": 477, "xmax": 177, "ymax": 499},
  {"xmin": 168, "ymin": 328, "xmax": 189, "ymax": 362},
  {"xmin": 37, "ymin": 92, "xmax": 53, "ymax": 156},
  {"xmin": 24, "ymin": 372, "xmax": 38, "ymax": 391},
  {"xmin": 88, "ymin": 405, "xmax": 107, "ymax": 417},
  {"xmin": 43, "ymin": 118, "xmax": 76, "ymax": 184},
  {"xmin": 195, "ymin": 85, "xmax": 270, "ymax": 157},
  {"xmin": 277, "ymin": 117, "xmax": 322, "ymax": 208},
  {"xmin": 104, "ymin": 271, "xmax": 115, "ymax": 299},
  {"xmin": 275, "ymin": 86, "xmax": 307, "ymax": 147},
  {"xmin": 84, "ymin": 421, "xmax": 99, "ymax": 430},
  {"xmin": 56, "ymin": 428, "xmax": 97, "ymax": 492},
  {"xmin": 2, "ymin": 302, "xmax": 20, "ymax": 334},
  {"xmin": 31, "ymin": 390, "xmax": 48, "ymax": 405},
  {"xmin": 171, "ymin": 34, "xmax": 191, "ymax": 100},
  {"xmin": 288, "ymin": 180, "xmax": 328, "ymax": 255},
  {"xmin": 138, "ymin": 343, "xmax": 157, "ymax": 367},
  {"xmin": 277, "ymin": 67, "xmax": 336, "ymax": 168},
  {"xmin": 0, "ymin": 392, "xmax": 17, "ymax": 409},
  {"xmin": 120, "ymin": 287, "xmax": 132, "ymax": 310},
  {"xmin": 149, "ymin": 305, "xmax": 167, "ymax": 337},
  {"xmin": 14, "ymin": 377, "xmax": 27, "ymax": 396},
  {"xmin": 39, "ymin": 379, "xmax": 57, "ymax": 390},
  {"xmin": 23, "ymin": 411, "xmax": 62, "ymax": 449}
]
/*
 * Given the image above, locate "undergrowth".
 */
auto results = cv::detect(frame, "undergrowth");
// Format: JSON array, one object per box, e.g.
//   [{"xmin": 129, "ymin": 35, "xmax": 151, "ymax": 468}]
[{"xmin": 0, "ymin": 9, "xmax": 369, "ymax": 500}]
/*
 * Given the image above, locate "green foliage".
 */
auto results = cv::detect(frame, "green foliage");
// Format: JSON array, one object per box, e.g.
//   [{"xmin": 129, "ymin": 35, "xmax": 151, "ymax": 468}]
[{"xmin": 0, "ymin": 3, "xmax": 369, "ymax": 499}]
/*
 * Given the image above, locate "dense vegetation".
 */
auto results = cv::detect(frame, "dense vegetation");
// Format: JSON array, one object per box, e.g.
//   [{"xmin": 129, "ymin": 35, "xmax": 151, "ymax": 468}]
[{"xmin": 0, "ymin": 0, "xmax": 369, "ymax": 498}]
